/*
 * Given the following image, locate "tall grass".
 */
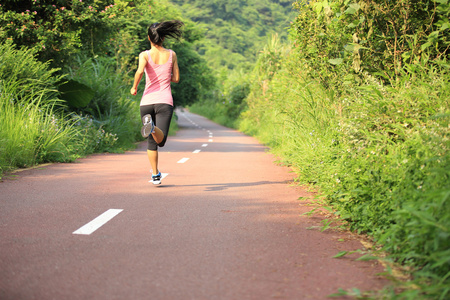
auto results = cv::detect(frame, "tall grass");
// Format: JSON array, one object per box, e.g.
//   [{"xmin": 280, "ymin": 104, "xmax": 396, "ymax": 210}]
[
  {"xmin": 64, "ymin": 56, "xmax": 142, "ymax": 151},
  {"xmin": 240, "ymin": 44, "xmax": 450, "ymax": 298},
  {"xmin": 0, "ymin": 42, "xmax": 146, "ymax": 178},
  {"xmin": 0, "ymin": 78, "xmax": 77, "ymax": 174}
]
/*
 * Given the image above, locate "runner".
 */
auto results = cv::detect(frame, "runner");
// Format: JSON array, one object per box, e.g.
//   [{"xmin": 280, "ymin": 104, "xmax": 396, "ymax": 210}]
[{"xmin": 130, "ymin": 20, "xmax": 183, "ymax": 185}]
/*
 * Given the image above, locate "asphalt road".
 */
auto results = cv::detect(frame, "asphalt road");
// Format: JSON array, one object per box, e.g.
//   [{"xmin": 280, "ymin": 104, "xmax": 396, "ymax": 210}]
[{"xmin": 0, "ymin": 110, "xmax": 388, "ymax": 299}]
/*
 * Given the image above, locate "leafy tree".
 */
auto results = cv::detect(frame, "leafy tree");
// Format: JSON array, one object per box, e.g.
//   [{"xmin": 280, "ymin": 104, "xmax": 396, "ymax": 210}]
[
  {"xmin": 169, "ymin": 0, "xmax": 296, "ymax": 72},
  {"xmin": 0, "ymin": 0, "xmax": 120, "ymax": 67},
  {"xmin": 290, "ymin": 0, "xmax": 450, "ymax": 86}
]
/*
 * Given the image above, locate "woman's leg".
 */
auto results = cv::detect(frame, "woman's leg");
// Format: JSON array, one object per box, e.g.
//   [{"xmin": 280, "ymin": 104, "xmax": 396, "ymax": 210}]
[
  {"xmin": 150, "ymin": 127, "xmax": 164, "ymax": 145},
  {"xmin": 149, "ymin": 104, "xmax": 173, "ymax": 176},
  {"xmin": 141, "ymin": 104, "xmax": 173, "ymax": 176},
  {"xmin": 148, "ymin": 127, "xmax": 163, "ymax": 174},
  {"xmin": 141, "ymin": 105, "xmax": 159, "ymax": 174},
  {"xmin": 147, "ymin": 149, "xmax": 159, "ymax": 175},
  {"xmin": 152, "ymin": 104, "xmax": 174, "ymax": 148}
]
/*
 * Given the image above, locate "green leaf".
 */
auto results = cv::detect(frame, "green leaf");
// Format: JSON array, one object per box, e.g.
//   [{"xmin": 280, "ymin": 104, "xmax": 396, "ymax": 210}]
[
  {"xmin": 302, "ymin": 208, "xmax": 318, "ymax": 216},
  {"xmin": 328, "ymin": 288, "xmax": 349, "ymax": 297},
  {"xmin": 356, "ymin": 254, "xmax": 378, "ymax": 261},
  {"xmin": 333, "ymin": 251, "xmax": 349, "ymax": 258},
  {"xmin": 345, "ymin": 3, "xmax": 360, "ymax": 15},
  {"xmin": 421, "ymin": 41, "xmax": 433, "ymax": 51},
  {"xmin": 59, "ymin": 80, "xmax": 95, "ymax": 108},
  {"xmin": 328, "ymin": 58, "xmax": 343, "ymax": 65}
]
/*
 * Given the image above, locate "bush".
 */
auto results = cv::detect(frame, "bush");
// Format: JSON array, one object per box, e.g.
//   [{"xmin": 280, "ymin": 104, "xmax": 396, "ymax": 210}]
[
  {"xmin": 0, "ymin": 42, "xmax": 77, "ymax": 173},
  {"xmin": 240, "ymin": 20, "xmax": 450, "ymax": 298},
  {"xmin": 63, "ymin": 55, "xmax": 142, "ymax": 151}
]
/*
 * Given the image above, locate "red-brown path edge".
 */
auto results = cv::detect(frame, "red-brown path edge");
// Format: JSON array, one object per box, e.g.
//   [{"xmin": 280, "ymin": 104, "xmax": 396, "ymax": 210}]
[{"xmin": 0, "ymin": 110, "xmax": 389, "ymax": 300}]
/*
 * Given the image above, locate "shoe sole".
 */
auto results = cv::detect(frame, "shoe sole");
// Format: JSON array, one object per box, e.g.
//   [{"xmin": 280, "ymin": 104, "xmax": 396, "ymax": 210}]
[
  {"xmin": 141, "ymin": 123, "xmax": 154, "ymax": 138},
  {"xmin": 141, "ymin": 114, "xmax": 154, "ymax": 138},
  {"xmin": 142, "ymin": 114, "xmax": 152, "ymax": 125}
]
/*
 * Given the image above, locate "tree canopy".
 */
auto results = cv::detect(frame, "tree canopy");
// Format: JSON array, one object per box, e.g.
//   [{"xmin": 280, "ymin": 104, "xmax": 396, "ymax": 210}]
[{"xmin": 169, "ymin": 0, "xmax": 296, "ymax": 71}]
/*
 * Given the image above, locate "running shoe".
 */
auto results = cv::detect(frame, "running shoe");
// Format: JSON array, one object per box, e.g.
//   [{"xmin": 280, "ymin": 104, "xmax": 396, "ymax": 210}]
[
  {"xmin": 152, "ymin": 171, "xmax": 162, "ymax": 185},
  {"xmin": 141, "ymin": 114, "xmax": 155, "ymax": 138}
]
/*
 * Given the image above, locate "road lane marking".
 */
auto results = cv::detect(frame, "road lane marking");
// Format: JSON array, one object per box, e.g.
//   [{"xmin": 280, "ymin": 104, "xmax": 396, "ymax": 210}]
[
  {"xmin": 202, "ymin": 144, "xmax": 208, "ymax": 147},
  {"xmin": 177, "ymin": 158, "xmax": 190, "ymax": 163},
  {"xmin": 208, "ymin": 139, "xmax": 213, "ymax": 142},
  {"xmin": 193, "ymin": 150, "xmax": 201, "ymax": 154},
  {"xmin": 73, "ymin": 209, "xmax": 123, "ymax": 235}
]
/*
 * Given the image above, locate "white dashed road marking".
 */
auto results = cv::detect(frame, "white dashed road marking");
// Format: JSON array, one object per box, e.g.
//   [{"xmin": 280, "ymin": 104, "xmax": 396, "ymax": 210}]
[
  {"xmin": 202, "ymin": 144, "xmax": 208, "ymax": 147},
  {"xmin": 193, "ymin": 150, "xmax": 201, "ymax": 154},
  {"xmin": 73, "ymin": 209, "xmax": 123, "ymax": 235},
  {"xmin": 177, "ymin": 158, "xmax": 190, "ymax": 164}
]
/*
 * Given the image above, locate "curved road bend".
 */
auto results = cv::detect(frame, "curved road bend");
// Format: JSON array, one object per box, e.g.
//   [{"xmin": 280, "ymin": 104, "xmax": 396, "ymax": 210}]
[{"xmin": 0, "ymin": 110, "xmax": 388, "ymax": 299}]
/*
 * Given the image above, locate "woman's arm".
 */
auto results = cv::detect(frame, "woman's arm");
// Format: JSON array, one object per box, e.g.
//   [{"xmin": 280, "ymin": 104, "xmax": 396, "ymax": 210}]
[
  {"xmin": 130, "ymin": 52, "xmax": 148, "ymax": 95},
  {"xmin": 171, "ymin": 51, "xmax": 180, "ymax": 83}
]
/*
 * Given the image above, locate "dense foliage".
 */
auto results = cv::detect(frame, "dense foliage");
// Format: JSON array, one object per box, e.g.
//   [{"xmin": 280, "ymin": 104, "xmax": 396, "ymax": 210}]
[
  {"xmin": 0, "ymin": 0, "xmax": 214, "ymax": 176},
  {"xmin": 169, "ymin": 0, "xmax": 295, "ymax": 71},
  {"xmin": 239, "ymin": 0, "xmax": 449, "ymax": 298},
  {"xmin": 2, "ymin": 0, "xmax": 449, "ymax": 298}
]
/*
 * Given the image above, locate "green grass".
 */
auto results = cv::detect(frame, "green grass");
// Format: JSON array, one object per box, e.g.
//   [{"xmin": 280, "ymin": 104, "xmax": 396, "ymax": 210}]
[
  {"xmin": 239, "ymin": 44, "xmax": 450, "ymax": 298},
  {"xmin": 0, "ymin": 79, "xmax": 77, "ymax": 174},
  {"xmin": 0, "ymin": 42, "xmax": 148, "ymax": 178}
]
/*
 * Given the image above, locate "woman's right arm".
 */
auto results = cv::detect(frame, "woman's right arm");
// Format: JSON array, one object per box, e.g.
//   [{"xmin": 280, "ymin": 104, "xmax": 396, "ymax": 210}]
[
  {"xmin": 171, "ymin": 51, "xmax": 180, "ymax": 83},
  {"xmin": 130, "ymin": 52, "xmax": 148, "ymax": 95}
]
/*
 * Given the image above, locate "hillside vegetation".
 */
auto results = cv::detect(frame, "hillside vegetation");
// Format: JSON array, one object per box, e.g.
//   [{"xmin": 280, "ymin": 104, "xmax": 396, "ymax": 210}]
[
  {"xmin": 0, "ymin": 0, "xmax": 213, "ymax": 174},
  {"xmin": 2, "ymin": 0, "xmax": 449, "ymax": 298},
  {"xmin": 236, "ymin": 0, "xmax": 449, "ymax": 298},
  {"xmin": 169, "ymin": 0, "xmax": 295, "ymax": 71}
]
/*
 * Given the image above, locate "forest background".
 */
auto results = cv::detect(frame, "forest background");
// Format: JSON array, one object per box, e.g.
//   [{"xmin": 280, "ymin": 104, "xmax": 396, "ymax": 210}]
[{"xmin": 1, "ymin": 0, "xmax": 449, "ymax": 299}]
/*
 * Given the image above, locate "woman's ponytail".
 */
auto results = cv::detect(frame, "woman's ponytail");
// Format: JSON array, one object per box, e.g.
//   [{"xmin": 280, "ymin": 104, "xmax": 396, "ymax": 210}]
[{"xmin": 148, "ymin": 20, "xmax": 184, "ymax": 46}]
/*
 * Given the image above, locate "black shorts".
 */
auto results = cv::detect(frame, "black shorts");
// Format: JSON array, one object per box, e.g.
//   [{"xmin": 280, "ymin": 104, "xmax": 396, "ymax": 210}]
[{"xmin": 140, "ymin": 104, "xmax": 174, "ymax": 151}]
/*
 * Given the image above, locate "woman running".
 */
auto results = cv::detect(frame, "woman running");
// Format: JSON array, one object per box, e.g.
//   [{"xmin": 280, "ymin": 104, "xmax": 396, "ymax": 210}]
[{"xmin": 130, "ymin": 20, "xmax": 183, "ymax": 185}]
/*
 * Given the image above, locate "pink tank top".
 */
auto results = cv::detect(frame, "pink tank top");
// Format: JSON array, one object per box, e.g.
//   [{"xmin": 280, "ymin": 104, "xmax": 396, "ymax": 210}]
[{"xmin": 140, "ymin": 49, "xmax": 174, "ymax": 106}]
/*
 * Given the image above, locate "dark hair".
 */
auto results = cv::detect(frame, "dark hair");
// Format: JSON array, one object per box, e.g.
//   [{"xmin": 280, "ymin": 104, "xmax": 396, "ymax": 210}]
[{"xmin": 148, "ymin": 20, "xmax": 184, "ymax": 46}]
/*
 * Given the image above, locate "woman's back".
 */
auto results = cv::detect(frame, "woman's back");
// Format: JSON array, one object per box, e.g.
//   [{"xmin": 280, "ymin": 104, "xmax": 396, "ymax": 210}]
[{"xmin": 149, "ymin": 48, "xmax": 171, "ymax": 65}]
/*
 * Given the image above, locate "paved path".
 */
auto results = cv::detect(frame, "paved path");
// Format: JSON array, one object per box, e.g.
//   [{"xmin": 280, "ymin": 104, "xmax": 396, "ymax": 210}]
[{"xmin": 0, "ymin": 110, "xmax": 388, "ymax": 299}]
